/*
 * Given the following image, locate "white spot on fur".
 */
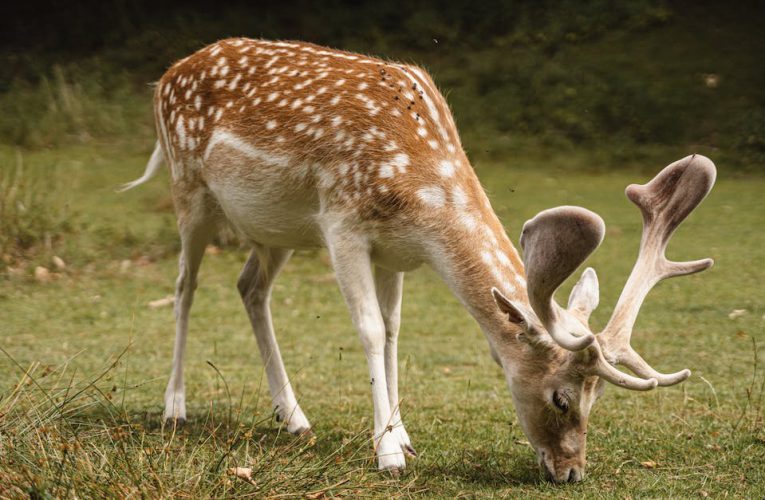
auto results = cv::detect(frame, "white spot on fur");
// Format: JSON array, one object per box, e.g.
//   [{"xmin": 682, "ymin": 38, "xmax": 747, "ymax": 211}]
[
  {"xmin": 438, "ymin": 160, "xmax": 455, "ymax": 177},
  {"xmin": 416, "ymin": 186, "xmax": 446, "ymax": 208},
  {"xmin": 452, "ymin": 186, "xmax": 468, "ymax": 207},
  {"xmin": 379, "ymin": 163, "xmax": 394, "ymax": 178},
  {"xmin": 458, "ymin": 212, "xmax": 478, "ymax": 231},
  {"xmin": 317, "ymin": 169, "xmax": 335, "ymax": 189},
  {"xmin": 175, "ymin": 115, "xmax": 186, "ymax": 150},
  {"xmin": 481, "ymin": 250, "xmax": 494, "ymax": 266},
  {"xmin": 392, "ymin": 153, "xmax": 409, "ymax": 171},
  {"xmin": 266, "ymin": 120, "xmax": 277, "ymax": 130},
  {"xmin": 495, "ymin": 250, "xmax": 511, "ymax": 267},
  {"xmin": 228, "ymin": 74, "xmax": 241, "ymax": 90}
]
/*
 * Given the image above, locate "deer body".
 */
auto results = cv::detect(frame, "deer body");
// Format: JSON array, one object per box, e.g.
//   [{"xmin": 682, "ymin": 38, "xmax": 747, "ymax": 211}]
[{"xmin": 124, "ymin": 37, "xmax": 717, "ymax": 482}]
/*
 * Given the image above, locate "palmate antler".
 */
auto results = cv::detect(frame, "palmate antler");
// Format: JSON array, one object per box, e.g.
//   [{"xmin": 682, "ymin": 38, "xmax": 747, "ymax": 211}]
[
  {"xmin": 594, "ymin": 154, "xmax": 716, "ymax": 387},
  {"xmin": 520, "ymin": 206, "xmax": 603, "ymax": 351},
  {"xmin": 516, "ymin": 155, "xmax": 716, "ymax": 390}
]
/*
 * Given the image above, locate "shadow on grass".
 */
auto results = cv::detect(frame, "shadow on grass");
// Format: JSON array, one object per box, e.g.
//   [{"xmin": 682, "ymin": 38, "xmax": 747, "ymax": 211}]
[{"xmin": 412, "ymin": 447, "xmax": 545, "ymax": 487}]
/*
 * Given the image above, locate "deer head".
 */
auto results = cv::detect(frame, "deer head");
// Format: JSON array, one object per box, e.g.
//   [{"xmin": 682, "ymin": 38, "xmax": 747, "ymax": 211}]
[{"xmin": 492, "ymin": 155, "xmax": 716, "ymax": 482}]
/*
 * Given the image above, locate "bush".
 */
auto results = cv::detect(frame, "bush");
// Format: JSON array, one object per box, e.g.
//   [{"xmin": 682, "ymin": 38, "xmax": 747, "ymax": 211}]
[
  {"xmin": 0, "ymin": 65, "xmax": 151, "ymax": 148},
  {"xmin": 0, "ymin": 149, "xmax": 71, "ymax": 261}
]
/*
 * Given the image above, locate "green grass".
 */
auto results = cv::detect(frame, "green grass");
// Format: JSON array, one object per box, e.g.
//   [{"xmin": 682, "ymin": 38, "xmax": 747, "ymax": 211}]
[{"xmin": 0, "ymin": 142, "xmax": 763, "ymax": 497}]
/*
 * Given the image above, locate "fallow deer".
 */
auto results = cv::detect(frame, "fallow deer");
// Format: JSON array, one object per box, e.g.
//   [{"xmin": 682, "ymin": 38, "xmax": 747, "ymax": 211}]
[{"xmin": 121, "ymin": 38, "xmax": 716, "ymax": 482}]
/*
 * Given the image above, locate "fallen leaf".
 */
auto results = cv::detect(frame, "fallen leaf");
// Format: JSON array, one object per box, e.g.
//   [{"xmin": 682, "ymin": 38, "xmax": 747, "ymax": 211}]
[
  {"xmin": 228, "ymin": 466, "xmax": 256, "ymax": 485},
  {"xmin": 52, "ymin": 255, "xmax": 66, "ymax": 270},
  {"xmin": 34, "ymin": 266, "xmax": 51, "ymax": 283},
  {"xmin": 148, "ymin": 296, "xmax": 175, "ymax": 308},
  {"xmin": 640, "ymin": 460, "xmax": 657, "ymax": 469},
  {"xmin": 205, "ymin": 245, "xmax": 222, "ymax": 255},
  {"xmin": 728, "ymin": 309, "xmax": 747, "ymax": 319}
]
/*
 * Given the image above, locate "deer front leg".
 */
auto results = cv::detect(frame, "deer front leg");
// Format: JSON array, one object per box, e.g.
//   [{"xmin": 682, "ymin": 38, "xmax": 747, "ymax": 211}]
[
  {"xmin": 375, "ymin": 267, "xmax": 416, "ymax": 458},
  {"xmin": 325, "ymin": 226, "xmax": 406, "ymax": 472}
]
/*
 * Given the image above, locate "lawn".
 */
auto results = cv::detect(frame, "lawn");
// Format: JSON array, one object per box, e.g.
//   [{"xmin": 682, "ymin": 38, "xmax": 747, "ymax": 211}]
[{"xmin": 0, "ymin": 142, "xmax": 763, "ymax": 497}]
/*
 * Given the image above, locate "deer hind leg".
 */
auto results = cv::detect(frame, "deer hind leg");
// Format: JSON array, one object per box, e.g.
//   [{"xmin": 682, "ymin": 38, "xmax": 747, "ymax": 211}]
[
  {"xmin": 324, "ymin": 226, "xmax": 406, "ymax": 472},
  {"xmin": 163, "ymin": 189, "xmax": 218, "ymax": 424},
  {"xmin": 375, "ymin": 266, "xmax": 416, "ymax": 458},
  {"xmin": 237, "ymin": 245, "xmax": 311, "ymax": 435}
]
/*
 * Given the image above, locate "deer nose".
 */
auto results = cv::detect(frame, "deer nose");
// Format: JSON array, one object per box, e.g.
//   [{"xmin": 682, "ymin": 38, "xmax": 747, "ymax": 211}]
[
  {"xmin": 567, "ymin": 466, "xmax": 582, "ymax": 482},
  {"xmin": 540, "ymin": 457, "xmax": 584, "ymax": 483}
]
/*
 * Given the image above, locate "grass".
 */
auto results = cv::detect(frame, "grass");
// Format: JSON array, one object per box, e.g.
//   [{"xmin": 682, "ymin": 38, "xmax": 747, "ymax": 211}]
[{"xmin": 0, "ymin": 141, "xmax": 763, "ymax": 497}]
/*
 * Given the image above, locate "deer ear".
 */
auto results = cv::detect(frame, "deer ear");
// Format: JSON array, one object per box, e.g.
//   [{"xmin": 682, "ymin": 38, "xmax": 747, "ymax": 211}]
[
  {"xmin": 492, "ymin": 287, "xmax": 528, "ymax": 325},
  {"xmin": 567, "ymin": 267, "xmax": 599, "ymax": 321}
]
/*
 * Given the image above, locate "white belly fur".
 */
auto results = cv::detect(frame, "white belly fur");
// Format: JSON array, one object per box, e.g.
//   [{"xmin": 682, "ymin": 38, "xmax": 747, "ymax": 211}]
[{"xmin": 203, "ymin": 133, "xmax": 426, "ymax": 270}]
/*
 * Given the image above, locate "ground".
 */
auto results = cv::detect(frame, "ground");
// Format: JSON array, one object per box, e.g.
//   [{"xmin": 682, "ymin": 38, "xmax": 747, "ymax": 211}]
[{"xmin": 0, "ymin": 142, "xmax": 763, "ymax": 497}]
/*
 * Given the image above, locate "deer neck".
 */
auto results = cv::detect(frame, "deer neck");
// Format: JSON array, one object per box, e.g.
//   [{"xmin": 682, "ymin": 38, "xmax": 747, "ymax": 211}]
[{"xmin": 423, "ymin": 186, "xmax": 528, "ymax": 336}]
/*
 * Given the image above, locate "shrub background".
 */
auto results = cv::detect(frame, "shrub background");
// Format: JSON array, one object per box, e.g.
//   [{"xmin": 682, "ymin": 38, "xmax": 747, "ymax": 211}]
[{"xmin": 1, "ymin": 0, "xmax": 764, "ymax": 166}]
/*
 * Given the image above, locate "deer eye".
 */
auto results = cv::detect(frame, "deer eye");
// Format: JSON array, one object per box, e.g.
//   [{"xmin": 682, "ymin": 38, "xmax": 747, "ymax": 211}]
[{"xmin": 552, "ymin": 390, "xmax": 569, "ymax": 413}]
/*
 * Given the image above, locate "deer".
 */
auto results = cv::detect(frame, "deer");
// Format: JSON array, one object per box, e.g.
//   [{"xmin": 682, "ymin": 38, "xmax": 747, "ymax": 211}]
[{"xmin": 121, "ymin": 37, "xmax": 717, "ymax": 482}]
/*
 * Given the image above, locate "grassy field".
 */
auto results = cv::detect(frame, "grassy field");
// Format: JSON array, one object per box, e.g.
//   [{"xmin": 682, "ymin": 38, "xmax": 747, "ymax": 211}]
[{"xmin": 0, "ymin": 141, "xmax": 763, "ymax": 497}]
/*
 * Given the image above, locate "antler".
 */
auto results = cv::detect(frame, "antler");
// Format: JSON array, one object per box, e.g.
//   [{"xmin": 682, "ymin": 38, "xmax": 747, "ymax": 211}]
[
  {"xmin": 596, "ymin": 154, "xmax": 716, "ymax": 387},
  {"xmin": 519, "ymin": 206, "xmax": 604, "ymax": 351}
]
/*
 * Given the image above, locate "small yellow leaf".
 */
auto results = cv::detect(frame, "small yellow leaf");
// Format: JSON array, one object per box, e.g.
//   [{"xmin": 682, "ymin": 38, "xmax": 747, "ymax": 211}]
[
  {"xmin": 640, "ymin": 460, "xmax": 657, "ymax": 469},
  {"xmin": 148, "ymin": 296, "xmax": 175, "ymax": 308},
  {"xmin": 728, "ymin": 309, "xmax": 747, "ymax": 319},
  {"xmin": 228, "ymin": 466, "xmax": 255, "ymax": 485}
]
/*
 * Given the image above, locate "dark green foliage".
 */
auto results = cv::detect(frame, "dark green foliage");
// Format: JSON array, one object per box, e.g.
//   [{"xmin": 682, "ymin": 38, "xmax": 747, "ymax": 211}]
[{"xmin": 1, "ymin": 1, "xmax": 763, "ymax": 168}]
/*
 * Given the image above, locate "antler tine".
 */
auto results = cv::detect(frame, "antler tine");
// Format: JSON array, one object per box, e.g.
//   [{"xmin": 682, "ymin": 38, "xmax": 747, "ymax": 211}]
[
  {"xmin": 598, "ymin": 155, "xmax": 716, "ymax": 387},
  {"xmin": 520, "ymin": 206, "xmax": 605, "ymax": 351}
]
